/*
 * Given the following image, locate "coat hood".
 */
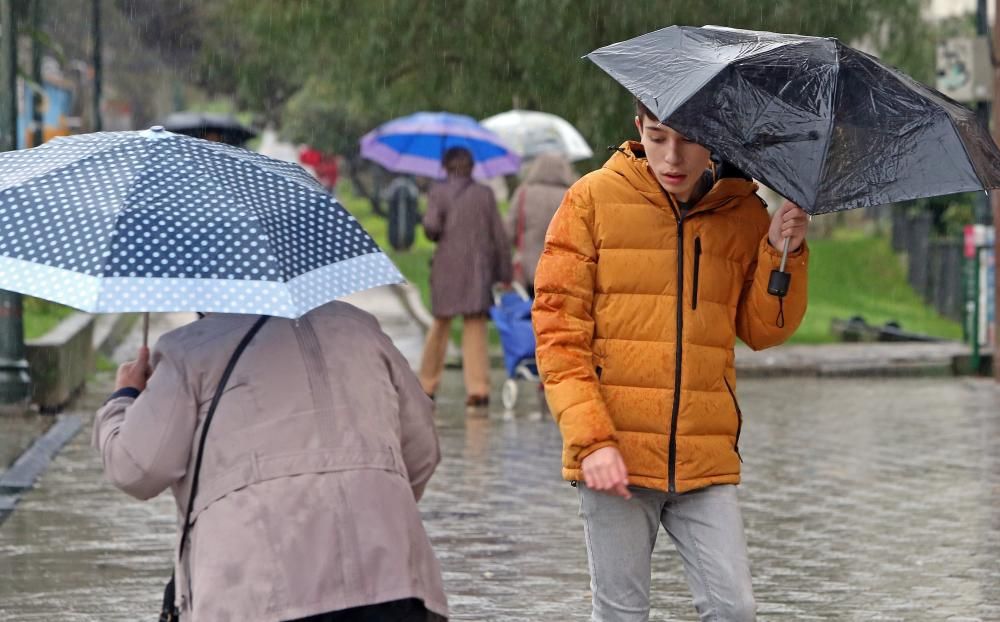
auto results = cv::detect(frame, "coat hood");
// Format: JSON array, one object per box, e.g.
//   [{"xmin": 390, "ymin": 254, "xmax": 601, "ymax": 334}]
[
  {"xmin": 604, "ymin": 141, "xmax": 758, "ymax": 214},
  {"xmin": 523, "ymin": 152, "xmax": 577, "ymax": 187}
]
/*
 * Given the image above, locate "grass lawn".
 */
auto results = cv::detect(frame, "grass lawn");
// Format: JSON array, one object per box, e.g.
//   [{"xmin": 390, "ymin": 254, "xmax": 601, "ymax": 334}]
[
  {"xmin": 23, "ymin": 297, "xmax": 74, "ymax": 340},
  {"xmin": 791, "ymin": 231, "xmax": 962, "ymax": 343},
  {"xmin": 341, "ymin": 187, "xmax": 962, "ymax": 346}
]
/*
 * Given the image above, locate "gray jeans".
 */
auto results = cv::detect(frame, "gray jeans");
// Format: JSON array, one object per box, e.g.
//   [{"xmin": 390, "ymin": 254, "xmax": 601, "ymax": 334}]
[{"xmin": 578, "ymin": 483, "xmax": 755, "ymax": 622}]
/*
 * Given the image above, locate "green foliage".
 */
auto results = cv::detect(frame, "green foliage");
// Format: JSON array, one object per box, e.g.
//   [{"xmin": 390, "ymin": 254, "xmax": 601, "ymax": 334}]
[
  {"xmin": 188, "ymin": 0, "xmax": 935, "ymax": 157},
  {"xmin": 23, "ymin": 296, "xmax": 73, "ymax": 340},
  {"xmin": 939, "ymin": 199, "xmax": 976, "ymax": 237},
  {"xmin": 791, "ymin": 234, "xmax": 962, "ymax": 343},
  {"xmin": 94, "ymin": 353, "xmax": 118, "ymax": 374},
  {"xmin": 282, "ymin": 78, "xmax": 377, "ymax": 155}
]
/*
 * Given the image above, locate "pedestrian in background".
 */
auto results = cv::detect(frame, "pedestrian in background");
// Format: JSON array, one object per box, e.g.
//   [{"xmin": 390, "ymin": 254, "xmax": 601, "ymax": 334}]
[
  {"xmin": 95, "ymin": 302, "xmax": 448, "ymax": 622},
  {"xmin": 419, "ymin": 146, "xmax": 512, "ymax": 409},
  {"xmin": 505, "ymin": 151, "xmax": 577, "ymax": 296},
  {"xmin": 300, "ymin": 146, "xmax": 340, "ymax": 192}
]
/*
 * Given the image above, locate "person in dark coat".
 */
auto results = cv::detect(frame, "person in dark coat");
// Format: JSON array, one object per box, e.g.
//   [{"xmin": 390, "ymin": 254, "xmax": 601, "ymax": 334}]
[{"xmin": 419, "ymin": 147, "xmax": 512, "ymax": 408}]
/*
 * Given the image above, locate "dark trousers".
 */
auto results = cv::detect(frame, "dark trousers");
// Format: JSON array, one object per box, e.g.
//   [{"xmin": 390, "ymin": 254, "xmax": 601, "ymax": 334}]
[{"xmin": 287, "ymin": 598, "xmax": 445, "ymax": 622}]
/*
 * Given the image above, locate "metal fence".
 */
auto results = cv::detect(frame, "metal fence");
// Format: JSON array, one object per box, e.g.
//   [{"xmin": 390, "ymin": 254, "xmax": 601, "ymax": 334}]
[{"xmin": 892, "ymin": 209, "xmax": 964, "ymax": 322}]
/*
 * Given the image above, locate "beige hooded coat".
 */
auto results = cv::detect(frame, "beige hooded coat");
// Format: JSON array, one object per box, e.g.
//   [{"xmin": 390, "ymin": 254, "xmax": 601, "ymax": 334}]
[
  {"xmin": 505, "ymin": 153, "xmax": 577, "ymax": 288},
  {"xmin": 93, "ymin": 302, "xmax": 447, "ymax": 621}
]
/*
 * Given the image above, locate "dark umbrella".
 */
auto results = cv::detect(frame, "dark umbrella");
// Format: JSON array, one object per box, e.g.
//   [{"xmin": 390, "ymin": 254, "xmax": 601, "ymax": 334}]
[
  {"xmin": 160, "ymin": 111, "xmax": 258, "ymax": 146},
  {"xmin": 588, "ymin": 25, "xmax": 1000, "ymax": 294}
]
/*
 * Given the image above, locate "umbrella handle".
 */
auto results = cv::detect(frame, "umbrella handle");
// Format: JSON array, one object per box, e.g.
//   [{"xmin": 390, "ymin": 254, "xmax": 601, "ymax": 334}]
[{"xmin": 767, "ymin": 238, "xmax": 791, "ymax": 298}]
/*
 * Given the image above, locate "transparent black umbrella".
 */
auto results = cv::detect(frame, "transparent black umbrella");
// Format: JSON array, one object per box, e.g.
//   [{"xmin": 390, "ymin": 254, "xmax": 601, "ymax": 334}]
[{"xmin": 588, "ymin": 25, "xmax": 1000, "ymax": 295}]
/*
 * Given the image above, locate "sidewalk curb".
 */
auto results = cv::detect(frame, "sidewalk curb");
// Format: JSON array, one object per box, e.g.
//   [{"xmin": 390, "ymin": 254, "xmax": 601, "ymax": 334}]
[
  {"xmin": 735, "ymin": 360, "xmax": 955, "ymax": 378},
  {"xmin": 385, "ymin": 287, "xmax": 976, "ymax": 379},
  {"xmin": 0, "ymin": 414, "xmax": 82, "ymax": 524}
]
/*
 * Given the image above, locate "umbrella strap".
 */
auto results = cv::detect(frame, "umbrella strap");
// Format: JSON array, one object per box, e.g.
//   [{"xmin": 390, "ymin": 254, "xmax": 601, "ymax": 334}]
[{"xmin": 776, "ymin": 298, "xmax": 785, "ymax": 328}]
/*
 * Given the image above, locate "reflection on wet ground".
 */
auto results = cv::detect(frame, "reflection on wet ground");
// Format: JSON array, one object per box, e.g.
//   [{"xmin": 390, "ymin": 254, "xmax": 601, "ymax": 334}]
[
  {"xmin": 0, "ymin": 373, "xmax": 998, "ymax": 621},
  {"xmin": 0, "ymin": 414, "xmax": 52, "ymax": 473}
]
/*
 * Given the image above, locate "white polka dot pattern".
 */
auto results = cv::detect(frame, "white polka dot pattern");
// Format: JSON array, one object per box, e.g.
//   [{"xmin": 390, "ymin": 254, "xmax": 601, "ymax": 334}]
[{"xmin": 0, "ymin": 130, "xmax": 404, "ymax": 317}]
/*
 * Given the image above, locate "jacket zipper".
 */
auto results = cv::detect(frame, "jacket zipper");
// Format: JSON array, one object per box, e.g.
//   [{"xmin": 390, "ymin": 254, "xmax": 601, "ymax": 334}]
[
  {"xmin": 723, "ymin": 377, "xmax": 743, "ymax": 462},
  {"xmin": 692, "ymin": 237, "xmax": 702, "ymax": 310},
  {"xmin": 664, "ymin": 194, "xmax": 738, "ymax": 493},
  {"xmin": 668, "ymin": 208, "xmax": 684, "ymax": 493}
]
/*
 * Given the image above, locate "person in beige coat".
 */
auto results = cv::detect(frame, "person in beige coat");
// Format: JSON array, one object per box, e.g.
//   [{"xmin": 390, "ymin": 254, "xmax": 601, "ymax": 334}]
[
  {"xmin": 94, "ymin": 301, "xmax": 448, "ymax": 622},
  {"xmin": 505, "ymin": 152, "xmax": 576, "ymax": 295}
]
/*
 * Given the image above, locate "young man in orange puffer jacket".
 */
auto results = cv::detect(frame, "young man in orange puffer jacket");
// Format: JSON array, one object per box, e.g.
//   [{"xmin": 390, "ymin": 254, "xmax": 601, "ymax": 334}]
[{"xmin": 532, "ymin": 101, "xmax": 810, "ymax": 621}]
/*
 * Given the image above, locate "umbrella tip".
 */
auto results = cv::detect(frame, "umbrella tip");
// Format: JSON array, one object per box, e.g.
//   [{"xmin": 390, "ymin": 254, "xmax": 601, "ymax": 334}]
[{"xmin": 141, "ymin": 125, "xmax": 173, "ymax": 140}]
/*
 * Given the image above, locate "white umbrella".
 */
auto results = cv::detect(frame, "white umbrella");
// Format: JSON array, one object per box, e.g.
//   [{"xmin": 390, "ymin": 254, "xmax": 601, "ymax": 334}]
[{"xmin": 481, "ymin": 110, "xmax": 593, "ymax": 162}]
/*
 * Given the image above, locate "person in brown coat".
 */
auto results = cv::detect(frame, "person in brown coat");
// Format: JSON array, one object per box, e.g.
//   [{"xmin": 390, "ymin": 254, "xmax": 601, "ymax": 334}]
[
  {"xmin": 95, "ymin": 302, "xmax": 448, "ymax": 622},
  {"xmin": 505, "ymin": 152, "xmax": 577, "ymax": 295},
  {"xmin": 419, "ymin": 147, "xmax": 512, "ymax": 407}
]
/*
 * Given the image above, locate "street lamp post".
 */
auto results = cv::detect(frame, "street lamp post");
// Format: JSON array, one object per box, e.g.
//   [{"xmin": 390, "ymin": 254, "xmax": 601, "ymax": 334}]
[
  {"xmin": 994, "ymin": 0, "xmax": 1000, "ymax": 382},
  {"xmin": 30, "ymin": 0, "xmax": 42, "ymax": 148},
  {"xmin": 0, "ymin": 0, "xmax": 33, "ymax": 410},
  {"xmin": 91, "ymin": 0, "xmax": 101, "ymax": 131}
]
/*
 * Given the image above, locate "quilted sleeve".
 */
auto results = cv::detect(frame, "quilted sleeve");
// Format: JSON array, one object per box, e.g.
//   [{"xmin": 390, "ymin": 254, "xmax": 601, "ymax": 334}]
[
  {"xmin": 531, "ymin": 180, "xmax": 618, "ymax": 462},
  {"xmin": 735, "ymin": 209, "xmax": 809, "ymax": 350}
]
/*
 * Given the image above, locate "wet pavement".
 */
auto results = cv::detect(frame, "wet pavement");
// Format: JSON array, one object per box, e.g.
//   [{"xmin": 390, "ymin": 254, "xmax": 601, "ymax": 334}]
[
  {"xmin": 0, "ymin": 414, "xmax": 51, "ymax": 475},
  {"xmin": 1, "ymin": 363, "xmax": 998, "ymax": 621}
]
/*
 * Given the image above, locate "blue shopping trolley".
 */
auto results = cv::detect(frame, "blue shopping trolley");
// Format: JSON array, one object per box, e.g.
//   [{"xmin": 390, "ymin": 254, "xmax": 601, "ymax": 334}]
[{"xmin": 489, "ymin": 283, "xmax": 540, "ymax": 411}]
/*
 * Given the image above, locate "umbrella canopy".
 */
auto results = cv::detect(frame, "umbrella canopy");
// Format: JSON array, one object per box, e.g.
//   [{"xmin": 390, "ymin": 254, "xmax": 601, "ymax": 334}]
[
  {"xmin": 588, "ymin": 25, "xmax": 1000, "ymax": 214},
  {"xmin": 481, "ymin": 109, "xmax": 593, "ymax": 162},
  {"xmin": 360, "ymin": 112, "xmax": 521, "ymax": 180},
  {"xmin": 160, "ymin": 111, "xmax": 258, "ymax": 145},
  {"xmin": 0, "ymin": 127, "xmax": 402, "ymax": 317}
]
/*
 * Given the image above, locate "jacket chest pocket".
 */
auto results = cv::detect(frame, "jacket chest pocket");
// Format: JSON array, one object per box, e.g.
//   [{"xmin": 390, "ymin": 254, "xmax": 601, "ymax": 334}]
[{"xmin": 692, "ymin": 237, "xmax": 702, "ymax": 310}]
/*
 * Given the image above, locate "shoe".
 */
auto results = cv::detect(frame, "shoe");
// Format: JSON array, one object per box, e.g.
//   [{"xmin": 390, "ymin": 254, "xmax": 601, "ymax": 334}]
[{"xmin": 465, "ymin": 395, "xmax": 489, "ymax": 407}]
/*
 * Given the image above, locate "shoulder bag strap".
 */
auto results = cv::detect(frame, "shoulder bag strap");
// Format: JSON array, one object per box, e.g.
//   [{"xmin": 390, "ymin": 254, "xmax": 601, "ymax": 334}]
[{"xmin": 169, "ymin": 315, "xmax": 270, "ymax": 609}]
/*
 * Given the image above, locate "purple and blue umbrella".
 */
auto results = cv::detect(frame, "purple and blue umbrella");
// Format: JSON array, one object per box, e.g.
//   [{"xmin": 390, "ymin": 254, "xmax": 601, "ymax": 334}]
[{"xmin": 360, "ymin": 112, "xmax": 521, "ymax": 179}]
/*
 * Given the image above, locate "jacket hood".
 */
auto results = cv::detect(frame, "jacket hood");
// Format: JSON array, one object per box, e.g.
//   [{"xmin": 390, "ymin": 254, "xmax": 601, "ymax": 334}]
[
  {"xmin": 523, "ymin": 152, "xmax": 577, "ymax": 187},
  {"xmin": 603, "ymin": 141, "xmax": 758, "ymax": 214}
]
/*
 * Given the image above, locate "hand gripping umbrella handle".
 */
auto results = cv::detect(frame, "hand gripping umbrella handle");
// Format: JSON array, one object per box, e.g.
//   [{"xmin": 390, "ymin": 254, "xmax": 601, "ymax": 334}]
[{"xmin": 767, "ymin": 238, "xmax": 791, "ymax": 298}]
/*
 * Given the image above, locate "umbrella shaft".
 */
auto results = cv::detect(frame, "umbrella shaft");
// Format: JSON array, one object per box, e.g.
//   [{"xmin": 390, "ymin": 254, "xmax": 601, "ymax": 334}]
[{"xmin": 779, "ymin": 237, "xmax": 790, "ymax": 272}]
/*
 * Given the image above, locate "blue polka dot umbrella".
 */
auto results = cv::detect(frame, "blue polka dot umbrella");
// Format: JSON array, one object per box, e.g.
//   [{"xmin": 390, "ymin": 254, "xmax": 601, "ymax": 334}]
[{"xmin": 0, "ymin": 127, "xmax": 403, "ymax": 319}]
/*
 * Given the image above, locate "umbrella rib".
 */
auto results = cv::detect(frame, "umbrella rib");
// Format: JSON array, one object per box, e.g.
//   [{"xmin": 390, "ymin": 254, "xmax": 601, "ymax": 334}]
[
  {"xmin": 853, "ymin": 50, "xmax": 998, "ymax": 190},
  {"xmin": 202, "ymin": 141, "xmax": 327, "ymax": 194},
  {"xmin": 0, "ymin": 134, "xmax": 134, "ymax": 194},
  {"xmin": 811, "ymin": 42, "xmax": 845, "ymax": 211},
  {"xmin": 942, "ymin": 109, "xmax": 996, "ymax": 190}
]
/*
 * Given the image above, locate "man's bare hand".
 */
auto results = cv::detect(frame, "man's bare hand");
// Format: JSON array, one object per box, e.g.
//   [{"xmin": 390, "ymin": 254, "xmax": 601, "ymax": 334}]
[
  {"xmin": 581, "ymin": 446, "xmax": 631, "ymax": 499},
  {"xmin": 768, "ymin": 200, "xmax": 809, "ymax": 253}
]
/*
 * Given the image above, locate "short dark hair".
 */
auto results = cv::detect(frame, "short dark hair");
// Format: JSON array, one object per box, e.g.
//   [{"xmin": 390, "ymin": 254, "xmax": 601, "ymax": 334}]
[
  {"xmin": 635, "ymin": 99, "xmax": 660, "ymax": 123},
  {"xmin": 442, "ymin": 146, "xmax": 473, "ymax": 168}
]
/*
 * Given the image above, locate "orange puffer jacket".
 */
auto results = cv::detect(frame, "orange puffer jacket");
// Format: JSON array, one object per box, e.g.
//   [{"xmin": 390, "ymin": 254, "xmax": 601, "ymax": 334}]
[{"xmin": 532, "ymin": 142, "xmax": 809, "ymax": 493}]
